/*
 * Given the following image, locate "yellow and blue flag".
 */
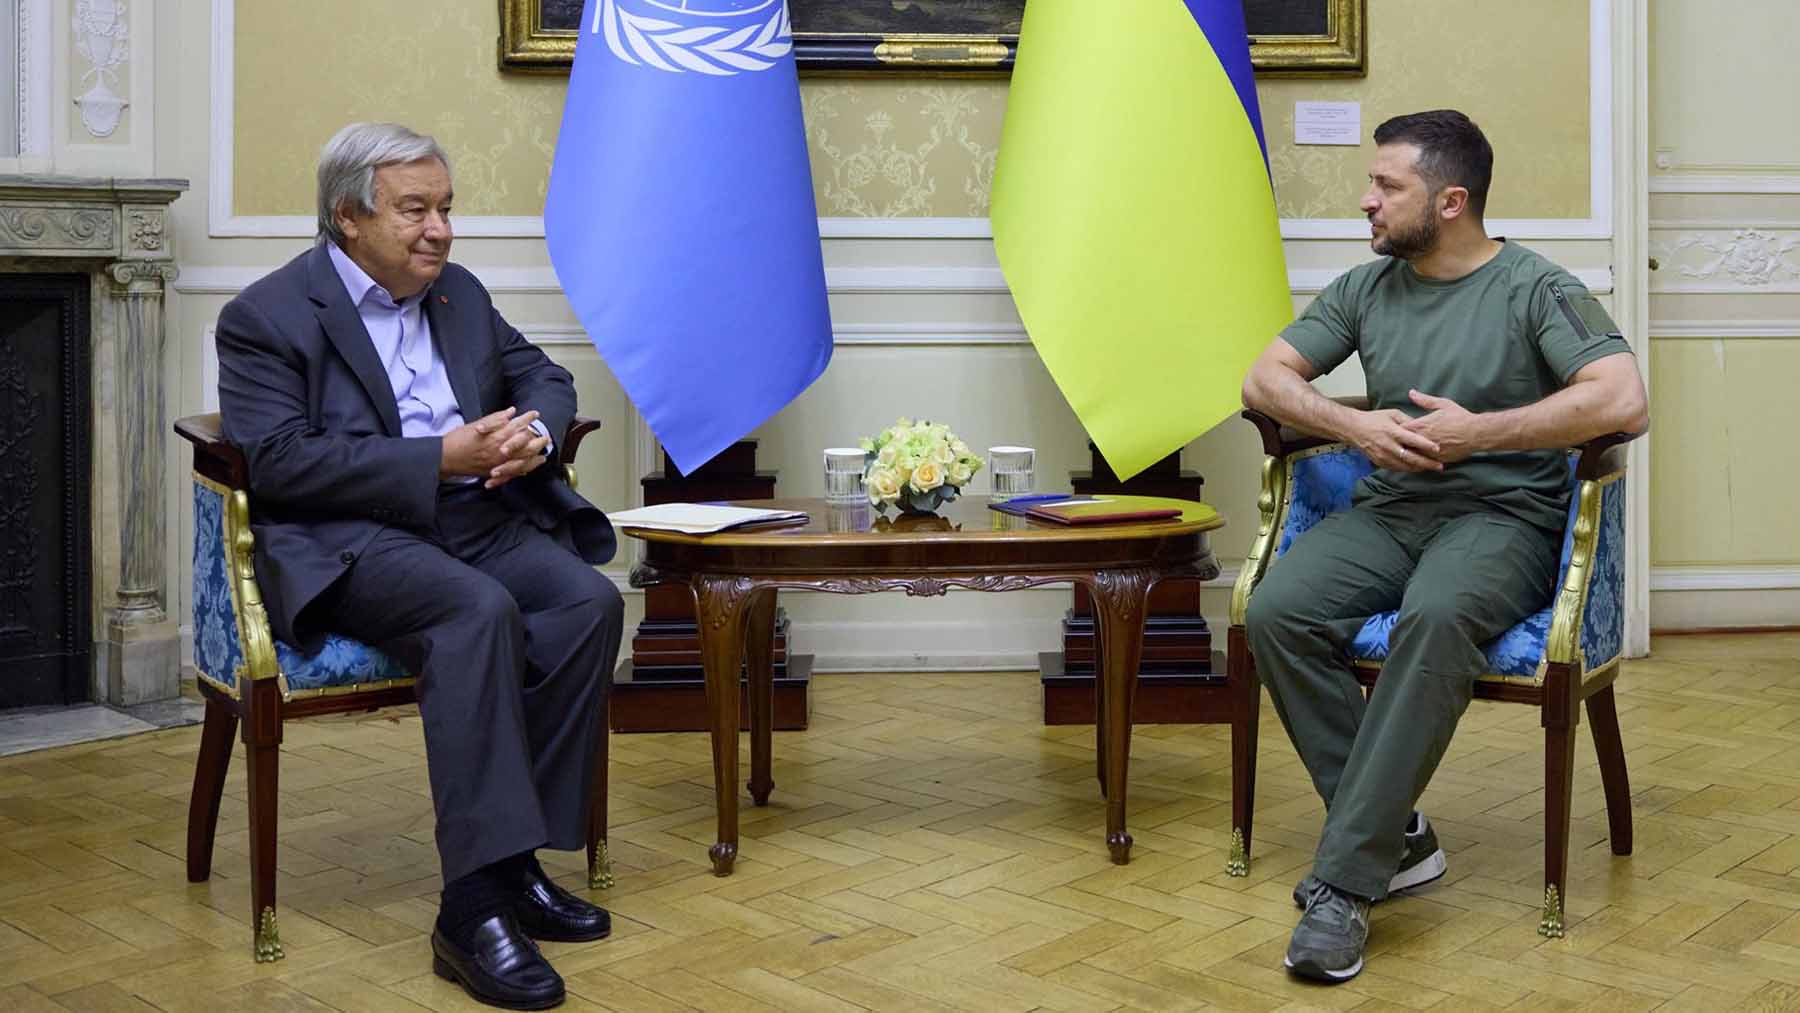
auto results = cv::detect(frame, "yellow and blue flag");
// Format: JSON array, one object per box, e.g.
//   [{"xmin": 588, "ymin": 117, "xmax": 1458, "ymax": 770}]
[
  {"xmin": 545, "ymin": 0, "xmax": 832, "ymax": 475},
  {"xmin": 992, "ymin": 0, "xmax": 1291, "ymax": 481}
]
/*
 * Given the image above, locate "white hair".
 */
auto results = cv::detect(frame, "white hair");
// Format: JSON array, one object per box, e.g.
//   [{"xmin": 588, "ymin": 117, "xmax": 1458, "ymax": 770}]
[{"xmin": 315, "ymin": 122, "xmax": 451, "ymax": 246}]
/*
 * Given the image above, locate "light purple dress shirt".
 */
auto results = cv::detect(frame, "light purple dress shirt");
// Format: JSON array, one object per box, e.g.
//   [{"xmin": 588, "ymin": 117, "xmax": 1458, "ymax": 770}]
[
  {"xmin": 328, "ymin": 243, "xmax": 550, "ymax": 458},
  {"xmin": 328, "ymin": 242, "xmax": 464, "ymax": 438}
]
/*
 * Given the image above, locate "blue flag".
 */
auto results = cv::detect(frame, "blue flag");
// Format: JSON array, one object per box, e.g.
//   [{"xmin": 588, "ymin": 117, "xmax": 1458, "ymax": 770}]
[{"xmin": 545, "ymin": 0, "xmax": 832, "ymax": 475}]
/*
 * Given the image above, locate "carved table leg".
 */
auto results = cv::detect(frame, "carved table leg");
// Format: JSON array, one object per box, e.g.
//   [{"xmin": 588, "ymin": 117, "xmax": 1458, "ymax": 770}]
[
  {"xmin": 744, "ymin": 589, "xmax": 778, "ymax": 807},
  {"xmin": 1088, "ymin": 568, "xmax": 1153, "ymax": 864},
  {"xmin": 696, "ymin": 575, "xmax": 756, "ymax": 875}
]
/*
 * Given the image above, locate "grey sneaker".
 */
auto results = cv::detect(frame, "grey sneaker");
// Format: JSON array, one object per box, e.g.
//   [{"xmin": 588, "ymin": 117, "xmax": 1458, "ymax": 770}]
[
  {"xmin": 1293, "ymin": 811, "xmax": 1447, "ymax": 908},
  {"xmin": 1284, "ymin": 880, "xmax": 1369, "ymax": 982},
  {"xmin": 1389, "ymin": 811, "xmax": 1447, "ymax": 894}
]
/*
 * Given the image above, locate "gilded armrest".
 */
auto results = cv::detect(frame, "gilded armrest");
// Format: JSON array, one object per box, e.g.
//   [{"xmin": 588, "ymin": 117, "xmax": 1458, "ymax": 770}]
[
  {"xmin": 1545, "ymin": 430, "xmax": 1641, "ymax": 668},
  {"xmin": 1229, "ymin": 453, "xmax": 1289, "ymax": 627},
  {"xmin": 178, "ymin": 413, "xmax": 278, "ymax": 687}
]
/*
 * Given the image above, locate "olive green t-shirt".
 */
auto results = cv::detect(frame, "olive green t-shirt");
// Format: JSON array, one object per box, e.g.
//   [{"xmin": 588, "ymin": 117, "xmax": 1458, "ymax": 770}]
[{"xmin": 1279, "ymin": 240, "xmax": 1632, "ymax": 532}]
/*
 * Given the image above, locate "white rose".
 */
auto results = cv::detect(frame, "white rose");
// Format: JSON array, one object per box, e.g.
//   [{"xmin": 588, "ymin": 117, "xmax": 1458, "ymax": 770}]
[
  {"xmin": 876, "ymin": 443, "xmax": 900, "ymax": 467},
  {"xmin": 866, "ymin": 468, "xmax": 901, "ymax": 504},
  {"xmin": 930, "ymin": 442, "xmax": 956, "ymax": 465},
  {"xmin": 951, "ymin": 440, "xmax": 970, "ymax": 456},
  {"xmin": 948, "ymin": 462, "xmax": 973, "ymax": 486},
  {"xmin": 911, "ymin": 460, "xmax": 945, "ymax": 492}
]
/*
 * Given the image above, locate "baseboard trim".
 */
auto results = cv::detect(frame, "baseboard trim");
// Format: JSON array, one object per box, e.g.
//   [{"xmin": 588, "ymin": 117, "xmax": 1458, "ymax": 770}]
[
  {"xmin": 1650, "ymin": 566, "xmax": 1800, "ymax": 591},
  {"xmin": 1650, "ymin": 567, "xmax": 1800, "ymax": 631}
]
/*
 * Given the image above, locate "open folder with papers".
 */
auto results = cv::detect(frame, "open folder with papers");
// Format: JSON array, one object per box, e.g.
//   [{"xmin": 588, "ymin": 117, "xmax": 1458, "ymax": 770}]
[{"xmin": 608, "ymin": 503, "xmax": 809, "ymax": 535}]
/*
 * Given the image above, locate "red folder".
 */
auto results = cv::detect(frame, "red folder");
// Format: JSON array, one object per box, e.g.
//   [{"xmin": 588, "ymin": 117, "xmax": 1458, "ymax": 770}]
[{"xmin": 1025, "ymin": 501, "xmax": 1182, "ymax": 525}]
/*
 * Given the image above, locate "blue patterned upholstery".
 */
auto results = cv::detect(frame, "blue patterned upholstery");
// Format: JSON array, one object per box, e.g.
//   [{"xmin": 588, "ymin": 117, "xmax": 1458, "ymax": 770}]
[
  {"xmin": 1269, "ymin": 448, "xmax": 1622, "ymax": 684},
  {"xmin": 276, "ymin": 636, "xmax": 410, "ymax": 693},
  {"xmin": 1580, "ymin": 479, "xmax": 1627, "ymax": 670},
  {"xmin": 191, "ymin": 476, "xmax": 411, "ymax": 697},
  {"xmin": 1275, "ymin": 448, "xmax": 1375, "ymax": 558},
  {"xmin": 192, "ymin": 482, "xmax": 246, "ymax": 692}
]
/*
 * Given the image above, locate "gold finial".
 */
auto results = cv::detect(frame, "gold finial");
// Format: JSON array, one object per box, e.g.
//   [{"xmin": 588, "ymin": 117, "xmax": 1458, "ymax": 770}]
[
  {"xmin": 254, "ymin": 906, "xmax": 285, "ymax": 962},
  {"xmin": 1538, "ymin": 884, "xmax": 1565, "ymax": 938},
  {"xmin": 588, "ymin": 839, "xmax": 616, "ymax": 891}
]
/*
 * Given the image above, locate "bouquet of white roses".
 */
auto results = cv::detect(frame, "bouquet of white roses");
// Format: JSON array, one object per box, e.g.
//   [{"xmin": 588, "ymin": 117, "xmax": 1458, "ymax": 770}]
[{"xmin": 858, "ymin": 418, "xmax": 984, "ymax": 513}]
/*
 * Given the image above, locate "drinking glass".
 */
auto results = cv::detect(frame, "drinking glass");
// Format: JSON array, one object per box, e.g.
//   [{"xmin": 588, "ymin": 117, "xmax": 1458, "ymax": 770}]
[
  {"xmin": 988, "ymin": 445, "xmax": 1035, "ymax": 501},
  {"xmin": 823, "ymin": 447, "xmax": 868, "ymax": 504}
]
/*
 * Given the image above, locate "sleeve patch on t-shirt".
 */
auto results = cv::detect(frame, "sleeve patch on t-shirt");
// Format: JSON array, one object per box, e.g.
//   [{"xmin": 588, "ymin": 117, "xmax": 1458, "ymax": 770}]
[{"xmin": 1551, "ymin": 284, "xmax": 1623, "ymax": 338}]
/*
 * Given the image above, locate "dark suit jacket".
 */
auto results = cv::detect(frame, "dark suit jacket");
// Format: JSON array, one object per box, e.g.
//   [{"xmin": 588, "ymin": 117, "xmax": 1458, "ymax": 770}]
[{"xmin": 215, "ymin": 243, "xmax": 616, "ymax": 650}]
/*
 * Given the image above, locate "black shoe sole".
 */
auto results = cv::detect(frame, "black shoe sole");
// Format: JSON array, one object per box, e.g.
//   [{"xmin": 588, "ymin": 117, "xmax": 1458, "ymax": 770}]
[
  {"xmin": 432, "ymin": 955, "xmax": 566, "ymax": 1010},
  {"xmin": 518, "ymin": 922, "xmax": 612, "ymax": 944}
]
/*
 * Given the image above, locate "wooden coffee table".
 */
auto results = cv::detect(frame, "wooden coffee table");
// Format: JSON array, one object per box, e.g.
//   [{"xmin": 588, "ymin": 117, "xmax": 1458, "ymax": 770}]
[{"xmin": 624, "ymin": 495, "xmax": 1227, "ymax": 875}]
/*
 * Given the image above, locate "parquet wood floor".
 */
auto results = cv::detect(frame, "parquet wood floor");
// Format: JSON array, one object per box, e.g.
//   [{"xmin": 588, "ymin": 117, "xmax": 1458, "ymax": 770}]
[{"xmin": 3, "ymin": 632, "xmax": 1798, "ymax": 1011}]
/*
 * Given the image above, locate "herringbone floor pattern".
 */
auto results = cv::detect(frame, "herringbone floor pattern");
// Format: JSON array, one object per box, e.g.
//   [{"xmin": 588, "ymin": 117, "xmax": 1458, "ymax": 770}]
[{"xmin": 3, "ymin": 633, "xmax": 1800, "ymax": 1011}]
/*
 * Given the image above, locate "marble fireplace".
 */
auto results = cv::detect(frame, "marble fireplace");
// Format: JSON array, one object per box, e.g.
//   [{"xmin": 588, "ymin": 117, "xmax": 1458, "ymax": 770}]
[{"xmin": 0, "ymin": 175, "xmax": 187, "ymax": 707}]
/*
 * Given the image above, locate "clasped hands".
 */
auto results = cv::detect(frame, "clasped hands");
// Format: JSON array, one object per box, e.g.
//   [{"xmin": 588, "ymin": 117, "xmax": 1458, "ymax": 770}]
[
  {"xmin": 440, "ymin": 406, "xmax": 551, "ymax": 489},
  {"xmin": 1351, "ymin": 390, "xmax": 1485, "ymax": 472}
]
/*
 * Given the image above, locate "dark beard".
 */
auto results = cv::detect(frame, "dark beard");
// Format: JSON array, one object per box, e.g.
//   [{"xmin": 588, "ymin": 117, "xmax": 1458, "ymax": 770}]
[{"xmin": 1371, "ymin": 209, "xmax": 1440, "ymax": 260}]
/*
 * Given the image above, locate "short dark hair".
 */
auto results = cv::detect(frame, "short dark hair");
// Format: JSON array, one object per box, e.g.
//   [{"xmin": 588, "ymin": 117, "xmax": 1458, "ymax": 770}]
[{"xmin": 1373, "ymin": 109, "xmax": 1493, "ymax": 218}]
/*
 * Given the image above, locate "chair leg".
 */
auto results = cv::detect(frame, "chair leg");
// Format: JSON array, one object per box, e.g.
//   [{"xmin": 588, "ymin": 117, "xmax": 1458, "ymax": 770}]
[
  {"xmin": 1585, "ymin": 683, "xmax": 1633, "ymax": 856},
  {"xmin": 1541, "ymin": 664, "xmax": 1580, "ymax": 939},
  {"xmin": 587, "ymin": 690, "xmax": 614, "ymax": 890},
  {"xmin": 242, "ymin": 680, "xmax": 284, "ymax": 962},
  {"xmin": 1226, "ymin": 626, "xmax": 1258, "ymax": 877},
  {"xmin": 186, "ymin": 697, "xmax": 238, "ymax": 883}
]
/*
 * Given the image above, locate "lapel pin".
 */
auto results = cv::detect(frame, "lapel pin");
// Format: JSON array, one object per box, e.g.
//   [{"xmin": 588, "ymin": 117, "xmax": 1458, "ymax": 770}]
[{"xmin": 438, "ymin": 295, "xmax": 448, "ymax": 304}]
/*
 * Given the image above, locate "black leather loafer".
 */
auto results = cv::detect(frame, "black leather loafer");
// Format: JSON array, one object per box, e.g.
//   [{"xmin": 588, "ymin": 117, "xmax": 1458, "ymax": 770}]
[
  {"xmin": 431, "ymin": 911, "xmax": 565, "ymax": 1010},
  {"xmin": 514, "ymin": 862, "xmax": 612, "ymax": 943}
]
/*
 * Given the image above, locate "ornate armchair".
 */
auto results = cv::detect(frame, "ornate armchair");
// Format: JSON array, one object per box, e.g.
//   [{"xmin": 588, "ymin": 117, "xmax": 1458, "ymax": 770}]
[
  {"xmin": 177, "ymin": 412, "xmax": 613, "ymax": 962},
  {"xmin": 1225, "ymin": 400, "xmax": 1638, "ymax": 938}
]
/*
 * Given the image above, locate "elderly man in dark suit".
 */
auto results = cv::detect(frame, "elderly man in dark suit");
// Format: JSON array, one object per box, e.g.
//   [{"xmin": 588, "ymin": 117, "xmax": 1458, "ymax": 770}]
[{"xmin": 216, "ymin": 121, "xmax": 622, "ymax": 1010}]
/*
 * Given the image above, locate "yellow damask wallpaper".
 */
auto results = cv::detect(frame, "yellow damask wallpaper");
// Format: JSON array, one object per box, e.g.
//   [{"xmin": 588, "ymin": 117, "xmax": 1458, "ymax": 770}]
[{"xmin": 234, "ymin": 0, "xmax": 1588, "ymax": 220}]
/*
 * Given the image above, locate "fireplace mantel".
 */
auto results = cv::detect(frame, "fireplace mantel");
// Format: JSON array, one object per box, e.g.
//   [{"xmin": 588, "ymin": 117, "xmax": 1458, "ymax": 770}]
[{"xmin": 0, "ymin": 174, "xmax": 189, "ymax": 706}]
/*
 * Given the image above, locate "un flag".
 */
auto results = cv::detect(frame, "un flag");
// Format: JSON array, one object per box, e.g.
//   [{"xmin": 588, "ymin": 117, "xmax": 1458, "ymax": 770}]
[{"xmin": 546, "ymin": 0, "xmax": 832, "ymax": 475}]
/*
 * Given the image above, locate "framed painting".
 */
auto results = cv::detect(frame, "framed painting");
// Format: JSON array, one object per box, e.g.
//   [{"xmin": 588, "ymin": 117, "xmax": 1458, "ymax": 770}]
[{"xmin": 499, "ymin": 0, "xmax": 1366, "ymax": 77}]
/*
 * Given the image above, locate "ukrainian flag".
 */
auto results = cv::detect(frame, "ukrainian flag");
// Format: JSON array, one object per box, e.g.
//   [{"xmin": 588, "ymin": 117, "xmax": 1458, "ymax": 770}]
[{"xmin": 993, "ymin": 0, "xmax": 1291, "ymax": 481}]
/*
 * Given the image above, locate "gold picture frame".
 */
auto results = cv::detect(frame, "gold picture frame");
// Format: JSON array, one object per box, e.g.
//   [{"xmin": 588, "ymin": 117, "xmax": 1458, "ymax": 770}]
[{"xmin": 498, "ymin": 1, "xmax": 1366, "ymax": 77}]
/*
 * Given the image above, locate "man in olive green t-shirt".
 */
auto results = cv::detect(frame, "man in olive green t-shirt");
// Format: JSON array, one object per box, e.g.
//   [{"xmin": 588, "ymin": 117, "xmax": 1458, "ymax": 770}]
[{"xmin": 1239, "ymin": 110, "xmax": 1647, "ymax": 984}]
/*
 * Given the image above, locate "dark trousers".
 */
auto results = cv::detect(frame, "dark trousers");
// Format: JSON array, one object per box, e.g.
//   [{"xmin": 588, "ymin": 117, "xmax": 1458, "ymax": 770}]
[
  {"xmin": 322, "ymin": 482, "xmax": 624, "ymax": 885},
  {"xmin": 1244, "ymin": 494, "xmax": 1558, "ymax": 899}
]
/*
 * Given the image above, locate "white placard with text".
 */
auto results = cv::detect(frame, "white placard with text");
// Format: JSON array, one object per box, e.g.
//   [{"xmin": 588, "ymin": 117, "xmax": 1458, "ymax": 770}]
[{"xmin": 1294, "ymin": 101, "xmax": 1362, "ymax": 146}]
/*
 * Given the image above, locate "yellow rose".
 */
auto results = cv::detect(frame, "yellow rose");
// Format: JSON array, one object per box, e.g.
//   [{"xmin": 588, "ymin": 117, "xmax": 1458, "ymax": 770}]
[
  {"xmin": 911, "ymin": 460, "xmax": 945, "ymax": 492},
  {"xmin": 866, "ymin": 468, "xmax": 902, "ymax": 505}
]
